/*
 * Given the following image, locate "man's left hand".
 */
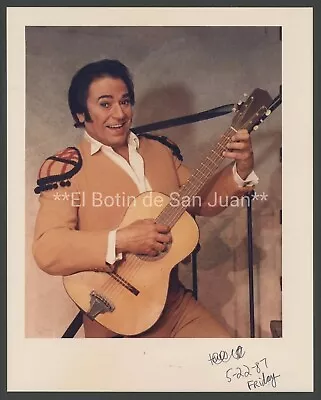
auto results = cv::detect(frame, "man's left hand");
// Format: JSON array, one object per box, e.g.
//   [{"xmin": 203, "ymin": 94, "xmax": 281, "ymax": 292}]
[{"xmin": 223, "ymin": 129, "xmax": 254, "ymax": 180}]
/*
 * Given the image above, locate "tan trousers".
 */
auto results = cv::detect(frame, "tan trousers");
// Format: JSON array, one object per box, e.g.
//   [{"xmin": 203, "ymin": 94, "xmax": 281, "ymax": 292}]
[
  {"xmin": 131, "ymin": 287, "xmax": 231, "ymax": 338},
  {"xmin": 84, "ymin": 286, "xmax": 231, "ymax": 338}
]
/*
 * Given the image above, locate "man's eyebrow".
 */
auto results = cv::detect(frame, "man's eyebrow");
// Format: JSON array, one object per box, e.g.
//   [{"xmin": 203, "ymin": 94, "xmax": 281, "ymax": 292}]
[
  {"xmin": 97, "ymin": 93, "xmax": 130, "ymax": 100},
  {"xmin": 97, "ymin": 94, "xmax": 112, "ymax": 100}
]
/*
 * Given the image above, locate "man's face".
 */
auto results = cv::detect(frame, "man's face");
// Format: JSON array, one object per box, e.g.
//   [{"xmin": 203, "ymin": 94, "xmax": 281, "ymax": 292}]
[{"xmin": 78, "ymin": 76, "xmax": 133, "ymax": 149}]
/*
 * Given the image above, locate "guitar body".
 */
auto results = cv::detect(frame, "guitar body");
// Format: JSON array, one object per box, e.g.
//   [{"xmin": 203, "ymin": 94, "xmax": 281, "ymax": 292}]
[{"xmin": 63, "ymin": 191, "xmax": 199, "ymax": 336}]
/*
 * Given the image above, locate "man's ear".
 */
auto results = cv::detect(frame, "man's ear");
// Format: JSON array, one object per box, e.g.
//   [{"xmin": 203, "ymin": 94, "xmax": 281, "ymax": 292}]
[{"xmin": 77, "ymin": 113, "xmax": 85, "ymax": 123}]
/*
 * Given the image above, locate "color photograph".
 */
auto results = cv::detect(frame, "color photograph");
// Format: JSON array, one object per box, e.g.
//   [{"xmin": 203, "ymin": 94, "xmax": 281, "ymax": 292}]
[{"xmin": 6, "ymin": 6, "xmax": 313, "ymax": 392}]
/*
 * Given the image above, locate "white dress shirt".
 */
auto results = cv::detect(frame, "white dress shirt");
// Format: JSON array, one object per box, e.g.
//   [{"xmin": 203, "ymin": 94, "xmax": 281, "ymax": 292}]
[{"xmin": 84, "ymin": 131, "xmax": 259, "ymax": 265}]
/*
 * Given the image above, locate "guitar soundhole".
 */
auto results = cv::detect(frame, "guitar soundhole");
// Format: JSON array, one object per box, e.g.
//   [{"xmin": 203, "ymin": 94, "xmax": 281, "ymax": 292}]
[{"xmin": 137, "ymin": 242, "xmax": 172, "ymax": 262}]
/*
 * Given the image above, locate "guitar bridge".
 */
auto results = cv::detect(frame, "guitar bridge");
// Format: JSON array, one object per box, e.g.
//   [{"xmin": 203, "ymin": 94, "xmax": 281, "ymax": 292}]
[{"xmin": 87, "ymin": 290, "xmax": 115, "ymax": 320}]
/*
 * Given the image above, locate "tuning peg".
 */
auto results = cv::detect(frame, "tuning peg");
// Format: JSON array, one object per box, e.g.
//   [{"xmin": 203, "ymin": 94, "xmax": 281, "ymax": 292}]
[
  {"xmin": 237, "ymin": 100, "xmax": 243, "ymax": 105},
  {"xmin": 265, "ymin": 109, "xmax": 271, "ymax": 116},
  {"xmin": 253, "ymin": 125, "xmax": 259, "ymax": 131},
  {"xmin": 232, "ymin": 107, "xmax": 237, "ymax": 112},
  {"xmin": 243, "ymin": 93, "xmax": 248, "ymax": 97}
]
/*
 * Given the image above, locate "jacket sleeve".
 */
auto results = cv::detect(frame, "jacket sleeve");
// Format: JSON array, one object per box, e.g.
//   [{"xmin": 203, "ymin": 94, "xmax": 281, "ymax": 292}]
[
  {"xmin": 32, "ymin": 182, "xmax": 110, "ymax": 276},
  {"xmin": 32, "ymin": 148, "xmax": 110, "ymax": 276}
]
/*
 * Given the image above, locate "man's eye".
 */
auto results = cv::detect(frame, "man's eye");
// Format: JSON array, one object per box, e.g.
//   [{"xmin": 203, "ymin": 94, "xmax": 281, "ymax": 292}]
[
  {"xmin": 100, "ymin": 103, "xmax": 110, "ymax": 108},
  {"xmin": 121, "ymin": 99, "xmax": 130, "ymax": 105}
]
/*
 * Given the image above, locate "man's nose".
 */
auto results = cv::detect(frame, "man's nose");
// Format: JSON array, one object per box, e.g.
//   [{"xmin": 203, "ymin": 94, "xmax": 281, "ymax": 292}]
[{"xmin": 113, "ymin": 104, "xmax": 126, "ymax": 119}]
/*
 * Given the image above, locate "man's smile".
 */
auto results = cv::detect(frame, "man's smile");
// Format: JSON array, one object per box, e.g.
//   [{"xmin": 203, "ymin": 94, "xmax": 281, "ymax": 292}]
[{"xmin": 105, "ymin": 121, "xmax": 127, "ymax": 129}]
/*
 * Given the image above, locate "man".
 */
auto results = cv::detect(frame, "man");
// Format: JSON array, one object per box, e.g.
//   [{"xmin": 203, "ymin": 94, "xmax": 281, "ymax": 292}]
[{"xmin": 33, "ymin": 59, "xmax": 258, "ymax": 338}]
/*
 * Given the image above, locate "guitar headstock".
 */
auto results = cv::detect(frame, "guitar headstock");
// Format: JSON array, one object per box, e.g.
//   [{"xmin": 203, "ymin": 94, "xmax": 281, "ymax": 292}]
[{"xmin": 232, "ymin": 88, "xmax": 274, "ymax": 132}]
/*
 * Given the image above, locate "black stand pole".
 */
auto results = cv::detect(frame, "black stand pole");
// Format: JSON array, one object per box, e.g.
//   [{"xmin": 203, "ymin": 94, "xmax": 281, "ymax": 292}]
[
  {"xmin": 192, "ymin": 250, "xmax": 198, "ymax": 300},
  {"xmin": 61, "ymin": 310, "xmax": 83, "ymax": 338},
  {"xmin": 246, "ymin": 190, "xmax": 255, "ymax": 338},
  {"xmin": 131, "ymin": 104, "xmax": 234, "ymax": 134}
]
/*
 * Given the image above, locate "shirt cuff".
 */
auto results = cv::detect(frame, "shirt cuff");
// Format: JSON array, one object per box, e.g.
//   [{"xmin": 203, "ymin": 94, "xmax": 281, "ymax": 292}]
[
  {"xmin": 232, "ymin": 163, "xmax": 259, "ymax": 188},
  {"xmin": 106, "ymin": 229, "xmax": 123, "ymax": 265}
]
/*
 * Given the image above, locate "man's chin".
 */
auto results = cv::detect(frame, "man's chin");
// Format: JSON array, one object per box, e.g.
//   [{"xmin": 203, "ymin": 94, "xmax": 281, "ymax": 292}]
[{"xmin": 102, "ymin": 131, "xmax": 129, "ymax": 147}]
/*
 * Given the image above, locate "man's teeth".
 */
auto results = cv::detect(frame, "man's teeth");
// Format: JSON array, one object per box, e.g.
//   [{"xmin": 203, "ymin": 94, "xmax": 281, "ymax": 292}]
[{"xmin": 107, "ymin": 123, "xmax": 125, "ymax": 128}]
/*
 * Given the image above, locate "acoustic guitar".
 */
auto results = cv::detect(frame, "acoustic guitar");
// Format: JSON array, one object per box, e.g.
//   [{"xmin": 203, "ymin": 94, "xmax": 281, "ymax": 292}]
[{"xmin": 63, "ymin": 88, "xmax": 280, "ymax": 336}]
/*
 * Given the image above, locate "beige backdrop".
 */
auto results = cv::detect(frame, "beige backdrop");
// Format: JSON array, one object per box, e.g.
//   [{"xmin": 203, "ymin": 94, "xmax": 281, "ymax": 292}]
[{"xmin": 25, "ymin": 26, "xmax": 282, "ymax": 338}]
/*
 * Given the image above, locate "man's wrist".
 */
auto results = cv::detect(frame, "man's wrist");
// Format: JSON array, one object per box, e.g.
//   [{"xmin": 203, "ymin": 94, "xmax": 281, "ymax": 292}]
[
  {"xmin": 115, "ymin": 229, "xmax": 125, "ymax": 254},
  {"xmin": 237, "ymin": 169, "xmax": 248, "ymax": 180},
  {"xmin": 232, "ymin": 163, "xmax": 259, "ymax": 187},
  {"xmin": 106, "ymin": 229, "xmax": 123, "ymax": 265}
]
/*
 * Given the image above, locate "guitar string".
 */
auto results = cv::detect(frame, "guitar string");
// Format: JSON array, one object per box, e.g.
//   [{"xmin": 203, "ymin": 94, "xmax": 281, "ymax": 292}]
[
  {"xmin": 97, "ymin": 113, "xmax": 249, "ymax": 300},
  {"xmin": 98, "ymin": 128, "xmax": 234, "ymax": 301},
  {"xmin": 158, "ymin": 101, "xmax": 263, "ymax": 229},
  {"xmin": 97, "ymin": 120, "xmax": 250, "ymax": 302},
  {"xmin": 129, "ymin": 106, "xmax": 266, "ymax": 288},
  {"xmin": 121, "ymin": 103, "xmax": 266, "ymax": 290},
  {"xmin": 97, "ymin": 121, "xmax": 242, "ymax": 300},
  {"xmin": 97, "ymin": 106, "xmax": 260, "ymax": 301},
  {"xmin": 158, "ymin": 106, "xmax": 266, "ymax": 229}
]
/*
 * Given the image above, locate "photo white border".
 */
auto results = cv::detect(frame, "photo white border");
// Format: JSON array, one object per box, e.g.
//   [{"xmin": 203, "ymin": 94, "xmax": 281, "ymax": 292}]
[{"xmin": 7, "ymin": 7, "xmax": 313, "ymax": 392}]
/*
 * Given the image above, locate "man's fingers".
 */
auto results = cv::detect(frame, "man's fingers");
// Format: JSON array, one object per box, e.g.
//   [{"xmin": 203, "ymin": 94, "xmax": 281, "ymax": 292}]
[
  {"xmin": 155, "ymin": 223, "xmax": 171, "ymax": 233},
  {"xmin": 223, "ymin": 150, "xmax": 251, "ymax": 160},
  {"xmin": 226, "ymin": 141, "xmax": 249, "ymax": 151},
  {"xmin": 156, "ymin": 232, "xmax": 172, "ymax": 244},
  {"xmin": 153, "ymin": 241, "xmax": 167, "ymax": 253},
  {"xmin": 231, "ymin": 130, "xmax": 250, "ymax": 141},
  {"xmin": 147, "ymin": 249, "xmax": 159, "ymax": 257}
]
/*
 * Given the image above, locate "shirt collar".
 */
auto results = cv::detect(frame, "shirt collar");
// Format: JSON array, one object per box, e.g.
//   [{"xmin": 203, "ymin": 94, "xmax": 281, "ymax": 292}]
[{"xmin": 84, "ymin": 130, "xmax": 140, "ymax": 156}]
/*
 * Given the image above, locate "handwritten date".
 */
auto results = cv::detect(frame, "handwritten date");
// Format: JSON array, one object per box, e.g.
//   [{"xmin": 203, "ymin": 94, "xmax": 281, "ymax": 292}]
[
  {"xmin": 226, "ymin": 358, "xmax": 268, "ymax": 382},
  {"xmin": 225, "ymin": 358, "xmax": 280, "ymax": 389},
  {"xmin": 247, "ymin": 372, "xmax": 280, "ymax": 390}
]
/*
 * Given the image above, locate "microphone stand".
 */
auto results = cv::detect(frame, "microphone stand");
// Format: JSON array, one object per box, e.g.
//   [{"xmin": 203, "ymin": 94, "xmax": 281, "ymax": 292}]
[
  {"xmin": 246, "ymin": 190, "xmax": 255, "ymax": 338},
  {"xmin": 245, "ymin": 87, "xmax": 282, "ymax": 338},
  {"xmin": 131, "ymin": 104, "xmax": 234, "ymax": 134}
]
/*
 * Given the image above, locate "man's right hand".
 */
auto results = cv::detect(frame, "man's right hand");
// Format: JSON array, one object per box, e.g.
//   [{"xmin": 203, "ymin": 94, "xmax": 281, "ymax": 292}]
[{"xmin": 115, "ymin": 219, "xmax": 172, "ymax": 257}]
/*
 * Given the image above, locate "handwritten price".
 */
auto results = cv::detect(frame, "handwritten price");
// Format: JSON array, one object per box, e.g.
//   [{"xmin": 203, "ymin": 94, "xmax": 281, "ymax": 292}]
[{"xmin": 208, "ymin": 345, "xmax": 245, "ymax": 365}]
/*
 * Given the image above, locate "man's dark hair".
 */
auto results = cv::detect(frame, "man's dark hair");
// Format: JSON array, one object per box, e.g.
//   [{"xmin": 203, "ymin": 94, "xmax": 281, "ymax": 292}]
[{"xmin": 68, "ymin": 59, "xmax": 135, "ymax": 128}]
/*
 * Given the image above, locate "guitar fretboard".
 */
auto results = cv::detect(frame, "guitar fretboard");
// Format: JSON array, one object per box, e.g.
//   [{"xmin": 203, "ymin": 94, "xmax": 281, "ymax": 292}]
[
  {"xmin": 154, "ymin": 88, "xmax": 277, "ymax": 228},
  {"xmin": 155, "ymin": 127, "xmax": 235, "ymax": 228}
]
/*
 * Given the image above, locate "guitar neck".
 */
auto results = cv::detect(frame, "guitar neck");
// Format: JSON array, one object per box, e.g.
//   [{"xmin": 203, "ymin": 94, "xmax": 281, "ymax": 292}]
[
  {"xmin": 155, "ymin": 126, "xmax": 235, "ymax": 228},
  {"xmin": 154, "ymin": 87, "xmax": 280, "ymax": 228}
]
